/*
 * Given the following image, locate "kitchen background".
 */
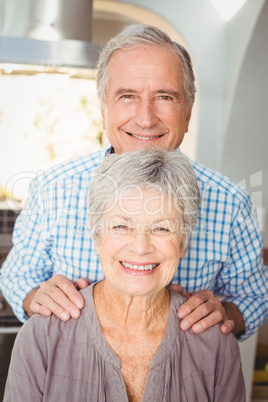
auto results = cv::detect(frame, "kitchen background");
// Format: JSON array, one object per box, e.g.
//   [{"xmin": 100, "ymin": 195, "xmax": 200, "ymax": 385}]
[{"xmin": 0, "ymin": 0, "xmax": 267, "ymax": 401}]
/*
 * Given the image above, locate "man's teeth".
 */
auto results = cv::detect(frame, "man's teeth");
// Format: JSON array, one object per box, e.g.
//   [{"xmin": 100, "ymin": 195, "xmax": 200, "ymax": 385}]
[
  {"xmin": 121, "ymin": 262, "xmax": 158, "ymax": 271},
  {"xmin": 129, "ymin": 133, "xmax": 163, "ymax": 140}
]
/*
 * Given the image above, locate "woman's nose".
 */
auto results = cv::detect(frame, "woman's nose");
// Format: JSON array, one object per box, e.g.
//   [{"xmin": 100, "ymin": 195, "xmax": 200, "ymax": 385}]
[
  {"xmin": 131, "ymin": 230, "xmax": 154, "ymax": 256},
  {"xmin": 134, "ymin": 99, "xmax": 158, "ymax": 129}
]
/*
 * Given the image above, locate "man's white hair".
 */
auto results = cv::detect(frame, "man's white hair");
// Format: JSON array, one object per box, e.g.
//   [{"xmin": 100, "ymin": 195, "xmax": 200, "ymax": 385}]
[{"xmin": 96, "ymin": 24, "xmax": 196, "ymax": 109}]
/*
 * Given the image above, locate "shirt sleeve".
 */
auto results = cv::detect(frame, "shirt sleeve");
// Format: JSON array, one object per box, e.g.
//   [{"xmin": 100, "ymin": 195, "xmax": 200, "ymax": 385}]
[
  {"xmin": 3, "ymin": 318, "xmax": 47, "ymax": 401},
  {"xmin": 0, "ymin": 175, "xmax": 54, "ymax": 322},
  {"xmin": 215, "ymin": 191, "xmax": 268, "ymax": 341}
]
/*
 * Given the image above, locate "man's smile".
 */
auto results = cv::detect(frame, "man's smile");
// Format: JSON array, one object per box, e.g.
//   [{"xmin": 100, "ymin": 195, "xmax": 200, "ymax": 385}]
[{"xmin": 126, "ymin": 132, "xmax": 165, "ymax": 140}]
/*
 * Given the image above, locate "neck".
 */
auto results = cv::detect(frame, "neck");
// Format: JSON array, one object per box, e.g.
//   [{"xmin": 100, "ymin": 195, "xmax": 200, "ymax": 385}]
[{"xmin": 93, "ymin": 280, "xmax": 170, "ymax": 333}]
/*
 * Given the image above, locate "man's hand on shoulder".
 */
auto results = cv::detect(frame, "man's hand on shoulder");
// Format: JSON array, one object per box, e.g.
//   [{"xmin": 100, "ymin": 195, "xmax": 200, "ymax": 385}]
[
  {"xmin": 170, "ymin": 285, "xmax": 245, "ymax": 336},
  {"xmin": 23, "ymin": 275, "xmax": 90, "ymax": 321}
]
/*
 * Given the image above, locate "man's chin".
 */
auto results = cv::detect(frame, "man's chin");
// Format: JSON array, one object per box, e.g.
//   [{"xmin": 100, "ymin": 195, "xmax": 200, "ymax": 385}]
[{"xmin": 121, "ymin": 134, "xmax": 169, "ymax": 151}]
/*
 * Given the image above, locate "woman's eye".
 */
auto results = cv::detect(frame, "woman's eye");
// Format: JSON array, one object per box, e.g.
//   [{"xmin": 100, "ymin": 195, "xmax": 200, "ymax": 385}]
[
  {"xmin": 154, "ymin": 227, "xmax": 170, "ymax": 233},
  {"xmin": 112, "ymin": 225, "xmax": 128, "ymax": 232}
]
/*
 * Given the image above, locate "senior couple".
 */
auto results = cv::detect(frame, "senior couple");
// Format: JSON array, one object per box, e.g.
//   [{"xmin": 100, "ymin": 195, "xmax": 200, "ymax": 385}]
[{"xmin": 3, "ymin": 23, "xmax": 267, "ymax": 400}]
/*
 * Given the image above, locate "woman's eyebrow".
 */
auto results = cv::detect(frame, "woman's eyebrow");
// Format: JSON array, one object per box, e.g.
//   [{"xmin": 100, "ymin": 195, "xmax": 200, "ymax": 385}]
[
  {"xmin": 110, "ymin": 214, "xmax": 129, "ymax": 221},
  {"xmin": 110, "ymin": 216, "xmax": 176, "ymax": 225},
  {"xmin": 152, "ymin": 218, "xmax": 174, "ymax": 224}
]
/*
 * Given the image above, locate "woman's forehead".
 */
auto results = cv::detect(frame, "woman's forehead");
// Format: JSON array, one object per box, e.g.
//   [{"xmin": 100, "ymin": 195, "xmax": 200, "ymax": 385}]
[{"xmin": 102, "ymin": 188, "xmax": 182, "ymax": 220}]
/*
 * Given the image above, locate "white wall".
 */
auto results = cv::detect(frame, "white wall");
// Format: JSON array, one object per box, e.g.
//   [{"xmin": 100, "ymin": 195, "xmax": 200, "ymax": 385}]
[{"xmin": 220, "ymin": 0, "xmax": 268, "ymax": 244}]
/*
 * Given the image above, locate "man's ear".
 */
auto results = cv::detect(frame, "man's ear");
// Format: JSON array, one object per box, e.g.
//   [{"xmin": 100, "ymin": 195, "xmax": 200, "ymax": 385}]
[
  {"xmin": 101, "ymin": 108, "xmax": 105, "ymax": 130},
  {"xmin": 185, "ymin": 107, "xmax": 192, "ymax": 133}
]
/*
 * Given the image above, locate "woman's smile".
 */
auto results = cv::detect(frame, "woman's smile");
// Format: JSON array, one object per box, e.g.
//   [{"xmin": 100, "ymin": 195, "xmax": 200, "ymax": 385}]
[{"xmin": 120, "ymin": 261, "xmax": 160, "ymax": 275}]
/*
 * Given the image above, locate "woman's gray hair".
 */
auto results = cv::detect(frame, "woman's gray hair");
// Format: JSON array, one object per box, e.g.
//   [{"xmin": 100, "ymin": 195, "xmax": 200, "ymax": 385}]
[
  {"xmin": 96, "ymin": 24, "xmax": 196, "ymax": 109},
  {"xmin": 88, "ymin": 148, "xmax": 200, "ymax": 251}
]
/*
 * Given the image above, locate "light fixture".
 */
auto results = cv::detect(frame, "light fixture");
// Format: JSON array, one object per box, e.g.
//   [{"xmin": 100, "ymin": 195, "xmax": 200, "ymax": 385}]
[
  {"xmin": 0, "ymin": 0, "xmax": 101, "ymax": 68},
  {"xmin": 209, "ymin": 0, "xmax": 248, "ymax": 21}
]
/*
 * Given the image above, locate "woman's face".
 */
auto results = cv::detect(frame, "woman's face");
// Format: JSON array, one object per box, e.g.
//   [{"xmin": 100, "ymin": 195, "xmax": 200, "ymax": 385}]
[{"xmin": 94, "ymin": 189, "xmax": 186, "ymax": 298}]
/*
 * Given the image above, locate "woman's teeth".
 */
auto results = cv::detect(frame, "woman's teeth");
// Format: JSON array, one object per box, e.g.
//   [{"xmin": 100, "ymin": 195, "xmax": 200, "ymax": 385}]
[{"xmin": 121, "ymin": 262, "xmax": 158, "ymax": 271}]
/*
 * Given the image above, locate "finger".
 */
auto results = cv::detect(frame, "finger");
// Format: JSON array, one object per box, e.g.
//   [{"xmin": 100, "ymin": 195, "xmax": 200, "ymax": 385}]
[
  {"xmin": 189, "ymin": 310, "xmax": 227, "ymax": 333},
  {"xmin": 31, "ymin": 290, "xmax": 74, "ymax": 321},
  {"xmin": 30, "ymin": 296, "xmax": 70, "ymax": 320},
  {"xmin": 169, "ymin": 284, "xmax": 190, "ymax": 299},
  {"xmin": 179, "ymin": 300, "xmax": 225, "ymax": 331},
  {"xmin": 220, "ymin": 320, "xmax": 235, "ymax": 334},
  {"xmin": 36, "ymin": 280, "xmax": 82, "ymax": 320},
  {"xmin": 177, "ymin": 290, "xmax": 214, "ymax": 319},
  {"xmin": 75, "ymin": 278, "xmax": 91, "ymax": 290},
  {"xmin": 30, "ymin": 301, "xmax": 52, "ymax": 318},
  {"xmin": 51, "ymin": 275, "xmax": 85, "ymax": 309}
]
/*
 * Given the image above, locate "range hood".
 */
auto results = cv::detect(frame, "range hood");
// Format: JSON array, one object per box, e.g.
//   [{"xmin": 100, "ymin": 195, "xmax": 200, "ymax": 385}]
[{"xmin": 0, "ymin": 0, "xmax": 101, "ymax": 69}]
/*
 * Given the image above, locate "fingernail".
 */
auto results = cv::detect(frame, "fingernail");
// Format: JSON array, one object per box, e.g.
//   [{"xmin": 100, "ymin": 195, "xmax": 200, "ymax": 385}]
[
  {"xmin": 179, "ymin": 308, "xmax": 186, "ymax": 318},
  {"xmin": 180, "ymin": 320, "xmax": 190, "ymax": 331},
  {"xmin": 193, "ymin": 324, "xmax": 201, "ymax": 333},
  {"xmin": 75, "ymin": 300, "xmax": 83, "ymax": 309},
  {"xmin": 71, "ymin": 309, "xmax": 80, "ymax": 319},
  {"xmin": 61, "ymin": 312, "xmax": 70, "ymax": 321}
]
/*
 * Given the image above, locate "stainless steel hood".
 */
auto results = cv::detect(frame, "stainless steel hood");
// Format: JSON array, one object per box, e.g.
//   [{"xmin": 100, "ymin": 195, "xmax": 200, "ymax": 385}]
[{"xmin": 0, "ymin": 0, "xmax": 101, "ymax": 69}]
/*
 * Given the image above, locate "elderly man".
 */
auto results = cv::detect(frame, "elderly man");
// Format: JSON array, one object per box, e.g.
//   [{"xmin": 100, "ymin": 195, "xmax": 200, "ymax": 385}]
[{"xmin": 0, "ymin": 24, "xmax": 267, "ymax": 340}]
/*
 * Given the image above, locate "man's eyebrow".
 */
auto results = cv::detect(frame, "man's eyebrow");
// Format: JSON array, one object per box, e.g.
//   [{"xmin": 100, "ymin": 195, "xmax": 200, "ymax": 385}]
[
  {"xmin": 114, "ymin": 88, "xmax": 136, "ymax": 97},
  {"xmin": 113, "ymin": 88, "xmax": 181, "ymax": 100},
  {"xmin": 156, "ymin": 89, "xmax": 181, "ymax": 100}
]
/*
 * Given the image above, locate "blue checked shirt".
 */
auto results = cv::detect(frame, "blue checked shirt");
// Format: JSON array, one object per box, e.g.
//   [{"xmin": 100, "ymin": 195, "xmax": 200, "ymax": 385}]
[{"xmin": 0, "ymin": 144, "xmax": 267, "ymax": 340}]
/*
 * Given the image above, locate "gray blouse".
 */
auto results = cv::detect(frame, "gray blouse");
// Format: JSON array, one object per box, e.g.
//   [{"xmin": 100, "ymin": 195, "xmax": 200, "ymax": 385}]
[{"xmin": 4, "ymin": 284, "xmax": 245, "ymax": 401}]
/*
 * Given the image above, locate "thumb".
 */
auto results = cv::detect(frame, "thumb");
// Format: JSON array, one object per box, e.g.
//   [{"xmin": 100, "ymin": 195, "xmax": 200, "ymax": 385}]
[
  {"xmin": 169, "ymin": 284, "xmax": 190, "ymax": 299},
  {"xmin": 75, "ymin": 278, "xmax": 91, "ymax": 290}
]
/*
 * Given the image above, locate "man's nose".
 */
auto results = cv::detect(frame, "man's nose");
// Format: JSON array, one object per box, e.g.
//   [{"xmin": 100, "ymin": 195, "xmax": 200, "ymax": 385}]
[{"xmin": 134, "ymin": 99, "xmax": 158, "ymax": 129}]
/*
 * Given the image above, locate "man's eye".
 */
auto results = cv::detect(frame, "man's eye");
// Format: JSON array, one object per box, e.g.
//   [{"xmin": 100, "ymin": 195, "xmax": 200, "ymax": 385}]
[
  {"xmin": 121, "ymin": 94, "xmax": 133, "ymax": 99},
  {"xmin": 159, "ymin": 95, "xmax": 172, "ymax": 100}
]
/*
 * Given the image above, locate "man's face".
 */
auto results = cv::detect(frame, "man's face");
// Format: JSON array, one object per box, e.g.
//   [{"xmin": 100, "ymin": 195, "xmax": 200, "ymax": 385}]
[{"xmin": 101, "ymin": 45, "xmax": 192, "ymax": 154}]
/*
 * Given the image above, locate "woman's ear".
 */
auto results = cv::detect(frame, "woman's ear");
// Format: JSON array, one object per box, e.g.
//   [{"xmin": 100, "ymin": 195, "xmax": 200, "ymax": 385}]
[
  {"xmin": 94, "ymin": 241, "xmax": 100, "ymax": 255},
  {"xmin": 180, "ymin": 248, "xmax": 187, "ymax": 259}
]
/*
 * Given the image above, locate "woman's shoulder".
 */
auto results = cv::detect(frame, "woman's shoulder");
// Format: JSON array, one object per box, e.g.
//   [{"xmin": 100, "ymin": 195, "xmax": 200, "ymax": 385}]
[
  {"xmin": 169, "ymin": 288, "xmax": 239, "ymax": 355},
  {"xmin": 18, "ymin": 284, "xmax": 95, "ymax": 343},
  {"xmin": 169, "ymin": 288, "xmax": 187, "ymax": 304}
]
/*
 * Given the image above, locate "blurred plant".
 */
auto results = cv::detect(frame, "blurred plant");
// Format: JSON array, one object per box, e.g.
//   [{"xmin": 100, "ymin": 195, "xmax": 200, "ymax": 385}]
[
  {"xmin": 0, "ymin": 185, "xmax": 16, "ymax": 201},
  {"xmin": 29, "ymin": 75, "xmax": 104, "ymax": 165},
  {"xmin": 0, "ymin": 73, "xmax": 104, "ymax": 201}
]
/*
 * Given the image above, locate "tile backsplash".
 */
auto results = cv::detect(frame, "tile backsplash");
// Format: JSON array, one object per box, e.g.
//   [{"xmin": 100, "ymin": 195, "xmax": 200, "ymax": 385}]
[{"xmin": 0, "ymin": 209, "xmax": 20, "ymax": 234}]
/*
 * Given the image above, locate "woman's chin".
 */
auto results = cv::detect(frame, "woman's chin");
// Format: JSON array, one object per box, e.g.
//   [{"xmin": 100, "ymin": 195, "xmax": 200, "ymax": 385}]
[{"xmin": 113, "ymin": 276, "xmax": 163, "ymax": 298}]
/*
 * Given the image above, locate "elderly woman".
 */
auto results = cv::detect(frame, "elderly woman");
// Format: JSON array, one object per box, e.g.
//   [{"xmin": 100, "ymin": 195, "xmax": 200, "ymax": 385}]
[{"xmin": 4, "ymin": 148, "xmax": 245, "ymax": 402}]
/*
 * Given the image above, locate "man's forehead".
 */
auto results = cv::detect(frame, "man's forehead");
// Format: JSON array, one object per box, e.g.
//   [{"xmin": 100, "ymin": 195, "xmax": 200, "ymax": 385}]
[
  {"xmin": 107, "ymin": 46, "xmax": 183, "ymax": 93},
  {"xmin": 109, "ymin": 44, "xmax": 180, "ymax": 66}
]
